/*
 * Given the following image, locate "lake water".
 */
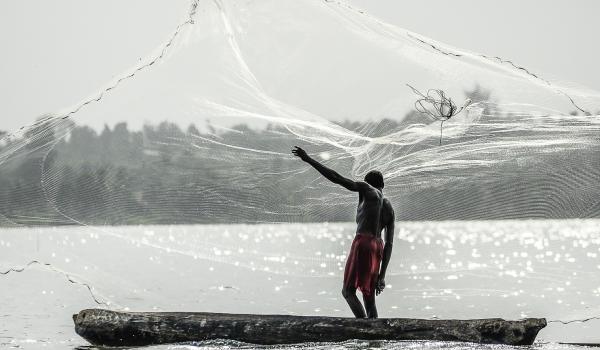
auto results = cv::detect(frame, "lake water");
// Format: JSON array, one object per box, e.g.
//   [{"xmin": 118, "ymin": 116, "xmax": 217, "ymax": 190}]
[{"xmin": 1, "ymin": 220, "xmax": 600, "ymax": 349}]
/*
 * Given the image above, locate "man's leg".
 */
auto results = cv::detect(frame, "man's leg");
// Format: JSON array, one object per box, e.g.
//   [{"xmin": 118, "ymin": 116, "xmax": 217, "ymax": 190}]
[
  {"xmin": 363, "ymin": 293, "xmax": 378, "ymax": 319},
  {"xmin": 342, "ymin": 285, "xmax": 366, "ymax": 318}
]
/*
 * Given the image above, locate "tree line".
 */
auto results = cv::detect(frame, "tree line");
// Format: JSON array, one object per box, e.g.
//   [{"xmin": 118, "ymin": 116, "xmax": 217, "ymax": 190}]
[
  {"xmin": 0, "ymin": 117, "xmax": 422, "ymax": 226},
  {"xmin": 0, "ymin": 86, "xmax": 598, "ymax": 226}
]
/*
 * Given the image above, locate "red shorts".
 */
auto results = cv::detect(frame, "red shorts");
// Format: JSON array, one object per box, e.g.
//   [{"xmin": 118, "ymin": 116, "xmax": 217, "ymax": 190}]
[{"xmin": 343, "ymin": 233, "xmax": 383, "ymax": 298}]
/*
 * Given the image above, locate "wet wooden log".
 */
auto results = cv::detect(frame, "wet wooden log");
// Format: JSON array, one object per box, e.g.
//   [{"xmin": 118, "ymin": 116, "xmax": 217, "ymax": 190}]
[{"xmin": 73, "ymin": 309, "xmax": 546, "ymax": 347}]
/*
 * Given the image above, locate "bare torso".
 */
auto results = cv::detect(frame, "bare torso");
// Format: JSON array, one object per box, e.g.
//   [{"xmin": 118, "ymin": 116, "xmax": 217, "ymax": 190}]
[{"xmin": 356, "ymin": 185, "xmax": 391, "ymax": 238}]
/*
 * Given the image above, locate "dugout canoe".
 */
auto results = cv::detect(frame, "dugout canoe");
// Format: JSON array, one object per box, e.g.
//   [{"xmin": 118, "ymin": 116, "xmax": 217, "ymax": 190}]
[{"xmin": 73, "ymin": 309, "xmax": 546, "ymax": 346}]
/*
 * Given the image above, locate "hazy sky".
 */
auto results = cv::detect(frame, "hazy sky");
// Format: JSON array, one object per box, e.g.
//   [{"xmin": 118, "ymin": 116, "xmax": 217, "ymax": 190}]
[
  {"xmin": 1, "ymin": 0, "xmax": 598, "ymax": 132},
  {"xmin": 348, "ymin": 0, "xmax": 600, "ymax": 89}
]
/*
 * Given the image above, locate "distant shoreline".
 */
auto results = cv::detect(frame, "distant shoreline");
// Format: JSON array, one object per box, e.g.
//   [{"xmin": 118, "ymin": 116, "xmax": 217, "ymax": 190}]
[{"xmin": 1, "ymin": 217, "xmax": 598, "ymax": 230}]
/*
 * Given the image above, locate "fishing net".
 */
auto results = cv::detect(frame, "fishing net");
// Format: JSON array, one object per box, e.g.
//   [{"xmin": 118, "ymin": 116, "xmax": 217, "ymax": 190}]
[
  {"xmin": 1, "ymin": 0, "xmax": 600, "ymax": 346},
  {"xmin": 1, "ymin": 0, "xmax": 598, "ymax": 226}
]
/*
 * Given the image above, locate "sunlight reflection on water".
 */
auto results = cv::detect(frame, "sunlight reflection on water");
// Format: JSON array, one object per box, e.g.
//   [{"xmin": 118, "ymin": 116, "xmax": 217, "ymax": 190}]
[{"xmin": 1, "ymin": 220, "xmax": 600, "ymax": 348}]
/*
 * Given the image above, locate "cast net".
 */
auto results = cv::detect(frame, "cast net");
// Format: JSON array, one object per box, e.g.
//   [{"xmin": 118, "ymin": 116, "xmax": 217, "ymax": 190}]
[
  {"xmin": 2, "ymin": 0, "xmax": 598, "ymax": 226},
  {"xmin": 1, "ymin": 0, "xmax": 600, "ymax": 345}
]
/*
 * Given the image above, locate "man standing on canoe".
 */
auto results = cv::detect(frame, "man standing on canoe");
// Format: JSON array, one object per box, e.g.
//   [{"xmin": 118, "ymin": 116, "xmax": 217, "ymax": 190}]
[{"xmin": 292, "ymin": 146, "xmax": 394, "ymax": 319}]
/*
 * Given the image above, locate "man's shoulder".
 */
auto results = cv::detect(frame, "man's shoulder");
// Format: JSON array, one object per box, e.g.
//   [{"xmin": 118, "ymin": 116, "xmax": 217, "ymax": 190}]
[{"xmin": 356, "ymin": 181, "xmax": 375, "ymax": 192}]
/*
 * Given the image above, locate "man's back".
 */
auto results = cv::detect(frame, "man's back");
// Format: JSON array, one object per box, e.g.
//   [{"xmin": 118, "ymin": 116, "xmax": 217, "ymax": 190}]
[{"xmin": 356, "ymin": 184, "xmax": 384, "ymax": 236}]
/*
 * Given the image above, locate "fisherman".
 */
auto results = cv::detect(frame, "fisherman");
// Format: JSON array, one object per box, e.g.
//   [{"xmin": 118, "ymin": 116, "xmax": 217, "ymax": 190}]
[{"xmin": 292, "ymin": 146, "xmax": 394, "ymax": 319}]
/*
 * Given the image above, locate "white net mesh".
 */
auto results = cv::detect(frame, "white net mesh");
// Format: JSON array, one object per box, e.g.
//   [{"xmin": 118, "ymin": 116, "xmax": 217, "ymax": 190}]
[{"xmin": 1, "ymin": 0, "xmax": 598, "ymax": 226}]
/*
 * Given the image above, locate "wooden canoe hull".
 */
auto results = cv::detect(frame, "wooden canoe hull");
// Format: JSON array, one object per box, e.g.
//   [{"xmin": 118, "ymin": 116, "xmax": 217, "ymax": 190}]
[{"xmin": 73, "ymin": 309, "xmax": 546, "ymax": 347}]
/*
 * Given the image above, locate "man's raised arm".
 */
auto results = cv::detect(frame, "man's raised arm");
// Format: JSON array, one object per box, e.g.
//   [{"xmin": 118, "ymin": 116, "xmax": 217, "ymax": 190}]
[{"xmin": 292, "ymin": 146, "xmax": 361, "ymax": 192}]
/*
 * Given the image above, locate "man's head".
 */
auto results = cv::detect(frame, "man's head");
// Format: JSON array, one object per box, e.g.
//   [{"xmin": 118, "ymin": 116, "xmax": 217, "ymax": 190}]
[{"xmin": 364, "ymin": 170, "xmax": 384, "ymax": 190}]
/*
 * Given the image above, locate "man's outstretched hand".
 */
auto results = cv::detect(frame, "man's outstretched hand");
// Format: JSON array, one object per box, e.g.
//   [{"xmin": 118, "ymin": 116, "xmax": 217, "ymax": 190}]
[
  {"xmin": 292, "ymin": 146, "xmax": 310, "ymax": 161},
  {"xmin": 375, "ymin": 276, "xmax": 386, "ymax": 295}
]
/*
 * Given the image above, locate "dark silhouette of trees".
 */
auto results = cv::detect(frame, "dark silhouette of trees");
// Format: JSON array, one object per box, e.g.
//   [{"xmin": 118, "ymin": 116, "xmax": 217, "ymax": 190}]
[{"xmin": 0, "ymin": 88, "xmax": 598, "ymax": 226}]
